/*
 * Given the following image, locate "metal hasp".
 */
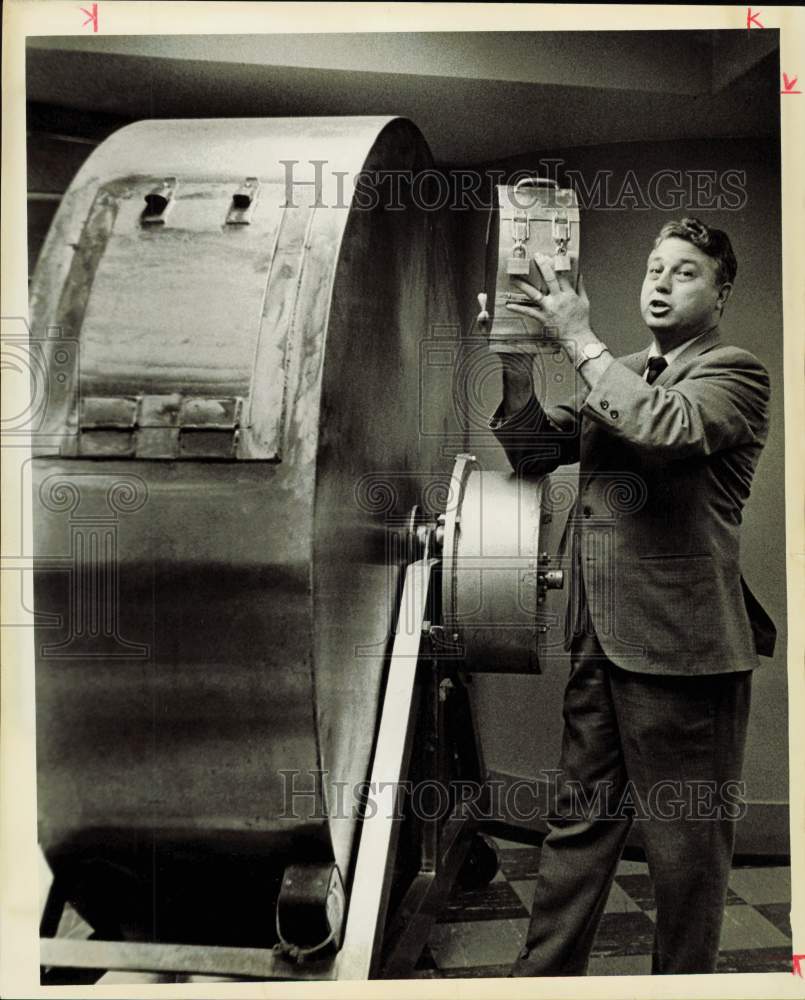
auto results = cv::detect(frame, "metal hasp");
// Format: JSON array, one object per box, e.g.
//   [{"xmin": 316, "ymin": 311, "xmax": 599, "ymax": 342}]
[
  {"xmin": 226, "ymin": 177, "xmax": 260, "ymax": 225},
  {"xmin": 141, "ymin": 177, "xmax": 176, "ymax": 223},
  {"xmin": 30, "ymin": 116, "xmax": 464, "ymax": 968},
  {"xmin": 478, "ymin": 176, "xmax": 581, "ymax": 352}
]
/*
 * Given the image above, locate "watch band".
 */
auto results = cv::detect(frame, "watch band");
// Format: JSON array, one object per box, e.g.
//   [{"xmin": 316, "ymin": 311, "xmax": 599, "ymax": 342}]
[{"xmin": 574, "ymin": 340, "xmax": 608, "ymax": 369}]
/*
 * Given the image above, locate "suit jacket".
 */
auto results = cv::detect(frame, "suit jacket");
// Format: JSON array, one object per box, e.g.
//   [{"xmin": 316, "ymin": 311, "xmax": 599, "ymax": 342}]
[{"xmin": 492, "ymin": 328, "xmax": 774, "ymax": 675}]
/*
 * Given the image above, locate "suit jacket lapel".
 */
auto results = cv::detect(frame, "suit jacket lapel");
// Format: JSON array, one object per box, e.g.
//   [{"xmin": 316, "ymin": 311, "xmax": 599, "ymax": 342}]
[
  {"xmin": 620, "ymin": 348, "xmax": 649, "ymax": 375},
  {"xmin": 652, "ymin": 327, "xmax": 722, "ymax": 387}
]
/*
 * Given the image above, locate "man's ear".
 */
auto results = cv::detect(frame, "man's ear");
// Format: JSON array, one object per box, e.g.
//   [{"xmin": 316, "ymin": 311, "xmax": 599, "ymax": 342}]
[{"xmin": 716, "ymin": 282, "xmax": 733, "ymax": 313}]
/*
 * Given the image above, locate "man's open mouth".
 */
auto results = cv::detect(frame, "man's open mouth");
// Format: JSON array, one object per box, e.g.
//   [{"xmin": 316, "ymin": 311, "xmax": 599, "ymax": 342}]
[{"xmin": 648, "ymin": 300, "xmax": 671, "ymax": 316}]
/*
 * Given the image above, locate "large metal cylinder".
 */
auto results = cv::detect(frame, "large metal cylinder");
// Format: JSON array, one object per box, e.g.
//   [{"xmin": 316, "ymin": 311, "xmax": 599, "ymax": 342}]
[{"xmin": 31, "ymin": 117, "xmax": 463, "ymax": 946}]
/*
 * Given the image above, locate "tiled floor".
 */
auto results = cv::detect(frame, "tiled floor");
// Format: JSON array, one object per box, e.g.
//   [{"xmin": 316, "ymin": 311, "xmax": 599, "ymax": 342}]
[
  {"xmin": 411, "ymin": 836, "xmax": 793, "ymax": 978},
  {"xmin": 44, "ymin": 838, "xmax": 792, "ymax": 982}
]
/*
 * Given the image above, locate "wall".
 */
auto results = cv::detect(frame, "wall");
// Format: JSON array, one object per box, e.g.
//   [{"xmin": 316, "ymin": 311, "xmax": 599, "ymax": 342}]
[
  {"xmin": 26, "ymin": 105, "xmax": 130, "ymax": 277},
  {"xmin": 457, "ymin": 136, "xmax": 788, "ymax": 852},
  {"xmin": 25, "ymin": 33, "xmax": 779, "ymax": 166}
]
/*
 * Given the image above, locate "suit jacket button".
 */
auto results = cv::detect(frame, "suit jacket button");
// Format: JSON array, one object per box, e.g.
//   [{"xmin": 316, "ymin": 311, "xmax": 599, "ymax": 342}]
[
  {"xmin": 600, "ymin": 400, "xmax": 609, "ymax": 410},
  {"xmin": 610, "ymin": 409, "xmax": 619, "ymax": 419}
]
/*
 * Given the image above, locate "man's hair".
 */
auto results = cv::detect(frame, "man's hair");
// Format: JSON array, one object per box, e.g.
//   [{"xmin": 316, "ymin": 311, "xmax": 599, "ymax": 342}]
[{"xmin": 653, "ymin": 217, "xmax": 737, "ymax": 287}]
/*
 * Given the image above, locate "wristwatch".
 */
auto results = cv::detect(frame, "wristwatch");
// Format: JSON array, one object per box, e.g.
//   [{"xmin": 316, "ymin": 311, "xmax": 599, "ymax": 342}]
[{"xmin": 575, "ymin": 340, "xmax": 609, "ymax": 369}]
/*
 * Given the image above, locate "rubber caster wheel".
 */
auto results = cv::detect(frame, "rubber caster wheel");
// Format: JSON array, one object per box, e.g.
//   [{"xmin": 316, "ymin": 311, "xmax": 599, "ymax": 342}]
[{"xmin": 457, "ymin": 833, "xmax": 499, "ymax": 890}]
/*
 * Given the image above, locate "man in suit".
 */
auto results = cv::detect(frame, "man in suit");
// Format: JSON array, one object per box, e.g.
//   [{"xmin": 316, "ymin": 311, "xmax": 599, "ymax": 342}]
[{"xmin": 492, "ymin": 218, "xmax": 772, "ymax": 976}]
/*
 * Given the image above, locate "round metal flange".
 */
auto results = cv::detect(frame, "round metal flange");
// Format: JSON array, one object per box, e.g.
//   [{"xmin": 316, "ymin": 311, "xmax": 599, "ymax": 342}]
[
  {"xmin": 440, "ymin": 453, "xmax": 479, "ymax": 646},
  {"xmin": 441, "ymin": 455, "xmax": 550, "ymax": 674}
]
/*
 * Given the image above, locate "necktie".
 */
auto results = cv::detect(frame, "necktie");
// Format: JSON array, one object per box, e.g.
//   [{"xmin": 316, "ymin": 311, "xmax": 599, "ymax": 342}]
[{"xmin": 645, "ymin": 356, "xmax": 668, "ymax": 385}]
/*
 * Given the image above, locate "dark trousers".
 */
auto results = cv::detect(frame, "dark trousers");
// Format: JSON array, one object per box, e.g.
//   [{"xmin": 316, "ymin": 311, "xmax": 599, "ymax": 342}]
[{"xmin": 511, "ymin": 628, "xmax": 752, "ymax": 976}]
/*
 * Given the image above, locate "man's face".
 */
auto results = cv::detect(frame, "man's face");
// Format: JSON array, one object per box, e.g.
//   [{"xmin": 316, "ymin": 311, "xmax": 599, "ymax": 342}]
[{"xmin": 640, "ymin": 237, "xmax": 730, "ymax": 344}]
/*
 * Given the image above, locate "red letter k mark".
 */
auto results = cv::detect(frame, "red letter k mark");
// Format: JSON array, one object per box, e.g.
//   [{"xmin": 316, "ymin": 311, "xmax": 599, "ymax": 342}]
[
  {"xmin": 746, "ymin": 7, "xmax": 763, "ymax": 29},
  {"xmin": 80, "ymin": 3, "xmax": 98, "ymax": 32}
]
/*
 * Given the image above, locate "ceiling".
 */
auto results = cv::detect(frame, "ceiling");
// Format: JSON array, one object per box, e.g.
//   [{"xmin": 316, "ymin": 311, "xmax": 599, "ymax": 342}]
[{"xmin": 26, "ymin": 31, "xmax": 780, "ymax": 164}]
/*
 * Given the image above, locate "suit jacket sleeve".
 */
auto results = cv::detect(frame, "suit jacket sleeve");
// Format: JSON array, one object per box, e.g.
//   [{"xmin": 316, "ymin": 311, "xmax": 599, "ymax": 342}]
[
  {"xmin": 489, "ymin": 385, "xmax": 585, "ymax": 475},
  {"xmin": 581, "ymin": 349, "xmax": 770, "ymax": 460}
]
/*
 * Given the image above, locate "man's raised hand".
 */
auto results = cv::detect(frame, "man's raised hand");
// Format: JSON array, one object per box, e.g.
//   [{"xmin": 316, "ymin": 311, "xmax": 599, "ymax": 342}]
[{"xmin": 505, "ymin": 253, "xmax": 593, "ymax": 348}]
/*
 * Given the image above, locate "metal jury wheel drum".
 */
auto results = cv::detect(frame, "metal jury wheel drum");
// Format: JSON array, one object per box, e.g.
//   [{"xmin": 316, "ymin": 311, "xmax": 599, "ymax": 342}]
[
  {"xmin": 30, "ymin": 117, "xmax": 462, "ymax": 946},
  {"xmin": 441, "ymin": 456, "xmax": 561, "ymax": 674}
]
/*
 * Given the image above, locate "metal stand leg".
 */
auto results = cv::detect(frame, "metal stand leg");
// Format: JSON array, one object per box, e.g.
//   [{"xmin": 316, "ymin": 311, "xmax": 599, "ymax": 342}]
[
  {"xmin": 39, "ymin": 881, "xmax": 67, "ymax": 939},
  {"xmin": 377, "ymin": 625, "xmax": 496, "ymax": 979}
]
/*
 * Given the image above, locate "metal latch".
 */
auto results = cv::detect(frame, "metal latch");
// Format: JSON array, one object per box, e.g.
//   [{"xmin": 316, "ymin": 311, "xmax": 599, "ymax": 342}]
[
  {"xmin": 552, "ymin": 212, "xmax": 572, "ymax": 272},
  {"xmin": 141, "ymin": 177, "xmax": 177, "ymax": 224},
  {"xmin": 507, "ymin": 211, "xmax": 532, "ymax": 275},
  {"xmin": 226, "ymin": 177, "xmax": 260, "ymax": 225},
  {"xmin": 537, "ymin": 553, "xmax": 565, "ymax": 605}
]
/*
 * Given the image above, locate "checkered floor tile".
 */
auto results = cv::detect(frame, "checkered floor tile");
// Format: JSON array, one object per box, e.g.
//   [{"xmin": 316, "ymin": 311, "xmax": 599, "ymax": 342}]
[
  {"xmin": 43, "ymin": 836, "xmax": 793, "ymax": 982},
  {"xmin": 411, "ymin": 835, "xmax": 792, "ymax": 978}
]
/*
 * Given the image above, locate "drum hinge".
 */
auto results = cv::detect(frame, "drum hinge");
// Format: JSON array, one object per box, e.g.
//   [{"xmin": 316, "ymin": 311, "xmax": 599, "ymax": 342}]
[{"xmin": 78, "ymin": 394, "xmax": 244, "ymax": 459}]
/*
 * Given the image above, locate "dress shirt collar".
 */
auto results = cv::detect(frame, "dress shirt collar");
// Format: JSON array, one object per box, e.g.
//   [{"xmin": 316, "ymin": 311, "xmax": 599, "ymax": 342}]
[{"xmin": 645, "ymin": 331, "xmax": 709, "ymax": 370}]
